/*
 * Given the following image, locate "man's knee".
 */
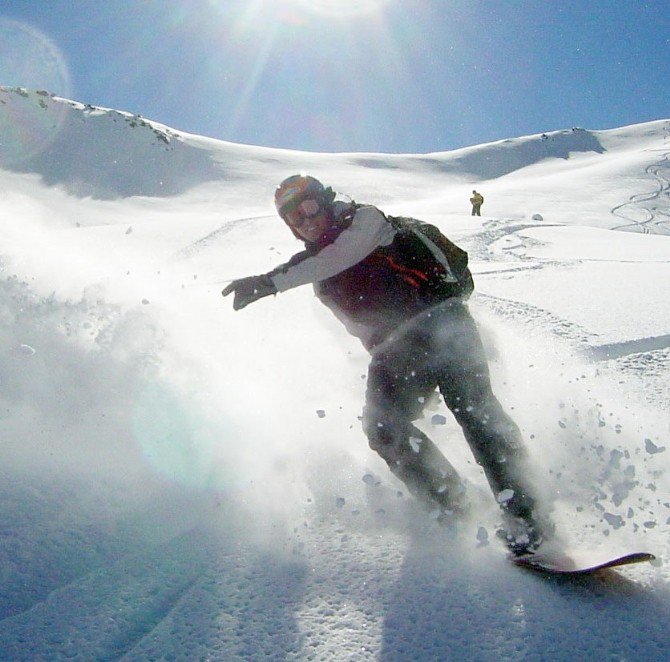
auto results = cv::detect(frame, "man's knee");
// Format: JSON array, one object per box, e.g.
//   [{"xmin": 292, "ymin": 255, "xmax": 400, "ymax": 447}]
[
  {"xmin": 362, "ymin": 407, "xmax": 412, "ymax": 465},
  {"xmin": 362, "ymin": 407, "xmax": 391, "ymax": 452}
]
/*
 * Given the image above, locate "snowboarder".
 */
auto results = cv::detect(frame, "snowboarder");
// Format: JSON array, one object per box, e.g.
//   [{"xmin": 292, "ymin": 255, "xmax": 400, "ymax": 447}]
[
  {"xmin": 470, "ymin": 190, "xmax": 484, "ymax": 216},
  {"xmin": 222, "ymin": 174, "xmax": 547, "ymax": 555}
]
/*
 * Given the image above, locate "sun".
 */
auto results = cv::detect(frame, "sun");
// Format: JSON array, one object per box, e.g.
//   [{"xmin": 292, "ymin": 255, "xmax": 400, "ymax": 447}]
[{"xmin": 291, "ymin": 0, "xmax": 391, "ymax": 19}]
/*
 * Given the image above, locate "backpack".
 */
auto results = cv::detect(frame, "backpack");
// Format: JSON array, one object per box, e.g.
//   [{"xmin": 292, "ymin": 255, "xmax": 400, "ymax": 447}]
[
  {"xmin": 333, "ymin": 203, "xmax": 474, "ymax": 302},
  {"xmin": 384, "ymin": 214, "xmax": 474, "ymax": 302}
]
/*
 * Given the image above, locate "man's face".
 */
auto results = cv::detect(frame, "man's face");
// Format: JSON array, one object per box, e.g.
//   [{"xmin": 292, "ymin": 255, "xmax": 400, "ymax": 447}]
[{"xmin": 284, "ymin": 199, "xmax": 330, "ymax": 242}]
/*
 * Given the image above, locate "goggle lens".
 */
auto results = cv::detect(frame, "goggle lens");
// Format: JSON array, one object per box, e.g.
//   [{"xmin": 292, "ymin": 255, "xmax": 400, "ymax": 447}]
[{"xmin": 284, "ymin": 198, "xmax": 322, "ymax": 227}]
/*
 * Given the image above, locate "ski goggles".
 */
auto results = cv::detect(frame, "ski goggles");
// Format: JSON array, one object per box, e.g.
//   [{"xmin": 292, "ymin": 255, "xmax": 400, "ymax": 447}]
[{"xmin": 282, "ymin": 198, "xmax": 323, "ymax": 228}]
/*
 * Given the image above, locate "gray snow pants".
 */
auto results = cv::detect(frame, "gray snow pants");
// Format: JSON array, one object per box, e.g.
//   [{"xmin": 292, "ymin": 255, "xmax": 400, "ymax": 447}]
[{"xmin": 362, "ymin": 300, "xmax": 537, "ymax": 524}]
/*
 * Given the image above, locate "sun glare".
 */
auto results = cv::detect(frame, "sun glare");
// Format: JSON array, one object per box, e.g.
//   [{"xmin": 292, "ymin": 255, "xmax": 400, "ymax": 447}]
[{"xmin": 292, "ymin": 0, "xmax": 391, "ymax": 19}]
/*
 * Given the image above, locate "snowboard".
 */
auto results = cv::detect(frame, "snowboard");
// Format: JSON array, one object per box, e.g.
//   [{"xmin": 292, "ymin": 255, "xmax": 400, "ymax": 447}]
[{"xmin": 510, "ymin": 550, "xmax": 655, "ymax": 576}]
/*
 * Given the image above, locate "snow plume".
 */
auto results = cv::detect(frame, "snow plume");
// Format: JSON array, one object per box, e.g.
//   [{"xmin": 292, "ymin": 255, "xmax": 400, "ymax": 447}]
[
  {"xmin": 0, "ymin": 213, "xmax": 391, "ymax": 570},
  {"xmin": 0, "ymin": 270, "xmax": 241, "ymax": 526},
  {"xmin": 0, "ymin": 274, "xmax": 154, "ymax": 475},
  {"xmin": 473, "ymin": 303, "xmax": 669, "ymax": 551},
  {"xmin": 0, "ymin": 262, "xmax": 395, "ymax": 557}
]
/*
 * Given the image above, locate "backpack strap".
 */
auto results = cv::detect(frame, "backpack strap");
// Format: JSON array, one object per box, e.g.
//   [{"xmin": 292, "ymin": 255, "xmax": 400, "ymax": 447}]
[{"xmin": 385, "ymin": 215, "xmax": 469, "ymax": 279}]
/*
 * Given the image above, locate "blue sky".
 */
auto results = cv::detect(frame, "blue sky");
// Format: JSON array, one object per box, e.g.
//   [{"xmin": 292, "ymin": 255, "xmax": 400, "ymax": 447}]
[{"xmin": 0, "ymin": 0, "xmax": 668, "ymax": 153}]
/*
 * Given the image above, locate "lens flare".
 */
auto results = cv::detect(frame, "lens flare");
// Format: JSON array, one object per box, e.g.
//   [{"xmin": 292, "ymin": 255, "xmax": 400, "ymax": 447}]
[
  {"xmin": 0, "ymin": 19, "xmax": 72, "ymax": 166},
  {"xmin": 0, "ymin": 18, "xmax": 71, "ymax": 96},
  {"xmin": 132, "ymin": 383, "xmax": 237, "ymax": 490}
]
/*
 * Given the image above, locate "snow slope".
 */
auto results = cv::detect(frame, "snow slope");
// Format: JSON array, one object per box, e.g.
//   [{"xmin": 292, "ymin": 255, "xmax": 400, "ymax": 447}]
[{"xmin": 1, "ymin": 87, "xmax": 670, "ymax": 660}]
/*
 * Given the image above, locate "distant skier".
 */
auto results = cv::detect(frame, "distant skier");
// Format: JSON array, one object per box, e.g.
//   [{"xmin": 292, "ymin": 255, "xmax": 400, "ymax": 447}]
[
  {"xmin": 222, "ymin": 175, "xmax": 548, "ymax": 555},
  {"xmin": 470, "ymin": 190, "xmax": 484, "ymax": 216}
]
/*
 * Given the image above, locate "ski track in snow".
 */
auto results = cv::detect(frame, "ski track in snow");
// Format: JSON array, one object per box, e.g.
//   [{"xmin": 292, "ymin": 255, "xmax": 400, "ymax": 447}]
[
  {"xmin": 0, "ymin": 527, "xmax": 212, "ymax": 660},
  {"xmin": 169, "ymin": 215, "xmax": 273, "ymax": 262},
  {"xmin": 467, "ymin": 216, "xmax": 670, "ymax": 415},
  {"xmin": 610, "ymin": 121, "xmax": 670, "ymax": 234},
  {"xmin": 588, "ymin": 334, "xmax": 670, "ymax": 361},
  {"xmin": 610, "ymin": 150, "xmax": 670, "ymax": 234},
  {"xmin": 475, "ymin": 292, "xmax": 598, "ymax": 348},
  {"xmin": 471, "ymin": 217, "xmax": 670, "ymax": 356}
]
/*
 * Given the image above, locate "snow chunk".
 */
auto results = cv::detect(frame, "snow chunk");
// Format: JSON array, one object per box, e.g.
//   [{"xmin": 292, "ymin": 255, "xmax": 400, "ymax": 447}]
[
  {"xmin": 644, "ymin": 438, "xmax": 666, "ymax": 454},
  {"xmin": 603, "ymin": 512, "xmax": 625, "ymax": 529},
  {"xmin": 409, "ymin": 436, "xmax": 422, "ymax": 453},
  {"xmin": 496, "ymin": 489, "xmax": 515, "ymax": 504}
]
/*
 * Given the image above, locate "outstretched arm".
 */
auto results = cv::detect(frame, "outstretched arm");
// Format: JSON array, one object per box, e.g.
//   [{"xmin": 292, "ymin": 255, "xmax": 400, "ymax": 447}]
[
  {"xmin": 270, "ymin": 206, "xmax": 395, "ymax": 292},
  {"xmin": 221, "ymin": 274, "xmax": 277, "ymax": 310},
  {"xmin": 222, "ymin": 205, "xmax": 395, "ymax": 310}
]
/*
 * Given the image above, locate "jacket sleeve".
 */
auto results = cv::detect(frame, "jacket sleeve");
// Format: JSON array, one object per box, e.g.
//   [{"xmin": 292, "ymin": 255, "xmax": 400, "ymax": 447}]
[{"xmin": 269, "ymin": 206, "xmax": 396, "ymax": 292}]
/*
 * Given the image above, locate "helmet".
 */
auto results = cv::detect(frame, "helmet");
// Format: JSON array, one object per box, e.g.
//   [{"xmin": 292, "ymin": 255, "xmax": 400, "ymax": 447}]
[{"xmin": 274, "ymin": 174, "xmax": 333, "ymax": 218}]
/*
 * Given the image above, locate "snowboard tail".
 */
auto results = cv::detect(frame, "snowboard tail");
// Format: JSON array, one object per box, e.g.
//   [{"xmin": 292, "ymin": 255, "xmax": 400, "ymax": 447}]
[{"xmin": 511, "ymin": 550, "xmax": 655, "ymax": 575}]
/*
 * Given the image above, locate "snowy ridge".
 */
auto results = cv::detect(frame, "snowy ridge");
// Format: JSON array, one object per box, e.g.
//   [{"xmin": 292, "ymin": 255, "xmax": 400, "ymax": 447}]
[
  {"xmin": 2, "ymin": 86, "xmax": 668, "ymax": 207},
  {"xmin": 1, "ymin": 91, "xmax": 670, "ymax": 659}
]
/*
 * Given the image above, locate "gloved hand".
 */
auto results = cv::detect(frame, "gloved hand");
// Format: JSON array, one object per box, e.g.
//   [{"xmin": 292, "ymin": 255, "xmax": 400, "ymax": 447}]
[{"xmin": 221, "ymin": 274, "xmax": 277, "ymax": 310}]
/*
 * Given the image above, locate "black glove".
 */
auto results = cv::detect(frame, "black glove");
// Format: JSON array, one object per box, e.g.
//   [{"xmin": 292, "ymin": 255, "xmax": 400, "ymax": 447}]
[{"xmin": 221, "ymin": 274, "xmax": 277, "ymax": 310}]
